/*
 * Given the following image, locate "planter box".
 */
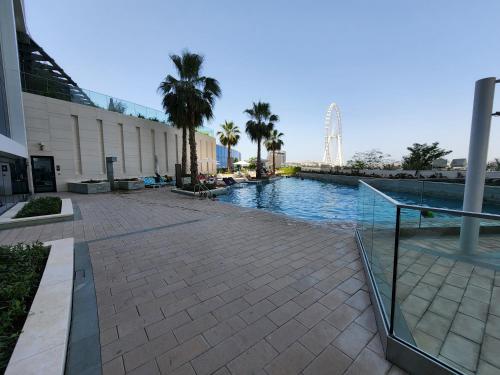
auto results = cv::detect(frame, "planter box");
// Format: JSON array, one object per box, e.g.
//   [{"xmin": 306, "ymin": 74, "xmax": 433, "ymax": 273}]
[
  {"xmin": 0, "ymin": 198, "xmax": 74, "ymax": 229},
  {"xmin": 68, "ymin": 181, "xmax": 110, "ymax": 194},
  {"xmin": 5, "ymin": 238, "xmax": 74, "ymax": 375},
  {"xmin": 114, "ymin": 180, "xmax": 145, "ymax": 190}
]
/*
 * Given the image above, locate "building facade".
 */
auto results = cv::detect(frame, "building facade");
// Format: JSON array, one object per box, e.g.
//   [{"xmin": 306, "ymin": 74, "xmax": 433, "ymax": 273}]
[
  {"xmin": 0, "ymin": 0, "xmax": 29, "ymax": 200},
  {"xmin": 216, "ymin": 144, "xmax": 241, "ymax": 170},
  {"xmin": 266, "ymin": 150, "xmax": 286, "ymax": 169},
  {"xmin": 0, "ymin": 0, "xmax": 216, "ymax": 196}
]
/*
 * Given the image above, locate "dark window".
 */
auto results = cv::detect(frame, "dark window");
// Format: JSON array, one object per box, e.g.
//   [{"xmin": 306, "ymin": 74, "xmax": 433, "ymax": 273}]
[{"xmin": 0, "ymin": 39, "xmax": 10, "ymax": 138}]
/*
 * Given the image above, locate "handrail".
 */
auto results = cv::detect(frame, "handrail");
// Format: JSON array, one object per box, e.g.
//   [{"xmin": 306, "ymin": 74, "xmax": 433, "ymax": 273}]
[{"xmin": 360, "ymin": 180, "xmax": 500, "ymax": 221}]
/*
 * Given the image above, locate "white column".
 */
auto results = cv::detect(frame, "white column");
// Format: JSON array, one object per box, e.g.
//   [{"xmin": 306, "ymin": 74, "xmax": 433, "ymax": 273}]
[{"xmin": 459, "ymin": 77, "xmax": 496, "ymax": 253}]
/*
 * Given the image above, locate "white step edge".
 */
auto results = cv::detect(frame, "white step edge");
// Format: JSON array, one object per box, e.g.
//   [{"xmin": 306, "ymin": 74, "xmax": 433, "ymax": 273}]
[
  {"xmin": 0, "ymin": 198, "xmax": 74, "ymax": 228},
  {"xmin": 5, "ymin": 237, "xmax": 75, "ymax": 375}
]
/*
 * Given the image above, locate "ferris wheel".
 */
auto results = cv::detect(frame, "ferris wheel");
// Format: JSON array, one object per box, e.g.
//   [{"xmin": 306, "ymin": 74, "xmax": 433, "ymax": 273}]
[{"xmin": 322, "ymin": 102, "xmax": 344, "ymax": 166}]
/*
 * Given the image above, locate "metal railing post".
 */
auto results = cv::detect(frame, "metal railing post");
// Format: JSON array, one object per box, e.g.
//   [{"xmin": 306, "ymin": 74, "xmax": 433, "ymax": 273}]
[{"xmin": 389, "ymin": 205, "xmax": 401, "ymax": 335}]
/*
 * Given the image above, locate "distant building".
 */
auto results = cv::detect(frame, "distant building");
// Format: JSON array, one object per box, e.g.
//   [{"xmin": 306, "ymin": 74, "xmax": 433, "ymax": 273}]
[
  {"xmin": 216, "ymin": 144, "xmax": 241, "ymax": 169},
  {"xmin": 432, "ymin": 158, "xmax": 448, "ymax": 169},
  {"xmin": 451, "ymin": 158, "xmax": 467, "ymax": 169},
  {"xmin": 266, "ymin": 150, "xmax": 286, "ymax": 169}
]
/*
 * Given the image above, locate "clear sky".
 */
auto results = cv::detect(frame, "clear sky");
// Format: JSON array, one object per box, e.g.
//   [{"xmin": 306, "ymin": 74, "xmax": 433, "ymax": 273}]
[{"xmin": 25, "ymin": 0, "xmax": 500, "ymax": 163}]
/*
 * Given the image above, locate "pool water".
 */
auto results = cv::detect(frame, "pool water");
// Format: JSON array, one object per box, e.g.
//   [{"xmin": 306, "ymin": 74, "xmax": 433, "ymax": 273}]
[{"xmin": 217, "ymin": 177, "xmax": 500, "ymax": 223}]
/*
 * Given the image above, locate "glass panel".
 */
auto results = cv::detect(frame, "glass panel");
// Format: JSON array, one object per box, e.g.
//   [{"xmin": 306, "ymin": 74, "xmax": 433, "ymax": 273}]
[
  {"xmin": 357, "ymin": 182, "xmax": 397, "ymax": 325},
  {"xmin": 20, "ymin": 72, "xmax": 214, "ymax": 136},
  {"xmin": 393, "ymin": 206, "xmax": 500, "ymax": 374}
]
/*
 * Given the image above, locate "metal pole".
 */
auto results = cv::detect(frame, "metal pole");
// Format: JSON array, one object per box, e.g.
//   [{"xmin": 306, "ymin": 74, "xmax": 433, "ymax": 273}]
[
  {"xmin": 459, "ymin": 77, "xmax": 496, "ymax": 253},
  {"xmin": 389, "ymin": 206, "xmax": 401, "ymax": 335}
]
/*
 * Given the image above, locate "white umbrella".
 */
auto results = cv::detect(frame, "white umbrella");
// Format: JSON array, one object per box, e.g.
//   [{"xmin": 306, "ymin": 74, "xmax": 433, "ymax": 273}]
[{"xmin": 234, "ymin": 160, "xmax": 250, "ymax": 167}]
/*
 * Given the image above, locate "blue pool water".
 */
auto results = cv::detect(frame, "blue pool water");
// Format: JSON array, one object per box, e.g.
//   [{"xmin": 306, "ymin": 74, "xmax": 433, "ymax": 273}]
[{"xmin": 217, "ymin": 177, "xmax": 500, "ymax": 223}]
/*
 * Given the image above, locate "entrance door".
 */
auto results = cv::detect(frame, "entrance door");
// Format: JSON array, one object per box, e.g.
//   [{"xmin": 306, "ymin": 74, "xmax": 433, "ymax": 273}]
[
  {"xmin": 0, "ymin": 163, "xmax": 12, "ymax": 195},
  {"xmin": 31, "ymin": 156, "xmax": 56, "ymax": 193}
]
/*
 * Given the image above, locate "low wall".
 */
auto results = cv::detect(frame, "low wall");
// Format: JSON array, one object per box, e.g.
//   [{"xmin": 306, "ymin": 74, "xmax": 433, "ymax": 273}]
[{"xmin": 297, "ymin": 172, "xmax": 500, "ymax": 203}]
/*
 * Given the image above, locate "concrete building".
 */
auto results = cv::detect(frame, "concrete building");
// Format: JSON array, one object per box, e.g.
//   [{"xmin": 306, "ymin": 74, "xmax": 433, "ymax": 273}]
[
  {"xmin": 0, "ymin": 0, "xmax": 216, "ymax": 196},
  {"xmin": 266, "ymin": 150, "xmax": 286, "ymax": 169},
  {"xmin": 216, "ymin": 144, "xmax": 241, "ymax": 170},
  {"xmin": 0, "ymin": 0, "xmax": 29, "ymax": 200}
]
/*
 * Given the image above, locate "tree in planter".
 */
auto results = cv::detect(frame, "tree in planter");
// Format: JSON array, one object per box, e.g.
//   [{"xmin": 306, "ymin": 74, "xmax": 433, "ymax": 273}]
[
  {"xmin": 347, "ymin": 149, "xmax": 391, "ymax": 170},
  {"xmin": 159, "ymin": 51, "xmax": 221, "ymax": 181},
  {"xmin": 244, "ymin": 102, "xmax": 279, "ymax": 179},
  {"xmin": 264, "ymin": 129, "xmax": 284, "ymax": 173},
  {"xmin": 217, "ymin": 121, "xmax": 240, "ymax": 172},
  {"xmin": 402, "ymin": 142, "xmax": 452, "ymax": 171},
  {"xmin": 108, "ymin": 98, "xmax": 126, "ymax": 114}
]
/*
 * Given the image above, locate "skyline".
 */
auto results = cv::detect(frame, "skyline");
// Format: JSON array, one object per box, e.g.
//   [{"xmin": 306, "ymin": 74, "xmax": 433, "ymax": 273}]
[{"xmin": 25, "ymin": 0, "xmax": 500, "ymax": 163}]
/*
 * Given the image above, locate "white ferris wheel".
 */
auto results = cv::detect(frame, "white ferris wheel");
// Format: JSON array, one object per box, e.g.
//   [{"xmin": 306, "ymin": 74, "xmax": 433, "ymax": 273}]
[{"xmin": 322, "ymin": 102, "xmax": 344, "ymax": 166}]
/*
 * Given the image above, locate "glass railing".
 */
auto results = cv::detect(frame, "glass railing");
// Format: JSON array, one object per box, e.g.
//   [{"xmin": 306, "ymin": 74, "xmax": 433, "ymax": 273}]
[
  {"xmin": 357, "ymin": 180, "xmax": 500, "ymax": 375},
  {"xmin": 20, "ymin": 72, "xmax": 214, "ymax": 137}
]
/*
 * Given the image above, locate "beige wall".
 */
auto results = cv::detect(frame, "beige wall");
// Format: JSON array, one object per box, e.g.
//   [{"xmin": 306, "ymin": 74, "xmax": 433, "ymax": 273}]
[{"xmin": 23, "ymin": 93, "xmax": 216, "ymax": 191}]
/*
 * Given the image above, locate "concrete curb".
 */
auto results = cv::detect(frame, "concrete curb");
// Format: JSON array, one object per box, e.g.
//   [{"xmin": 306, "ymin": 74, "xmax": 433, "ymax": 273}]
[
  {"xmin": 0, "ymin": 198, "xmax": 74, "ymax": 229},
  {"xmin": 6, "ymin": 238, "xmax": 75, "ymax": 375}
]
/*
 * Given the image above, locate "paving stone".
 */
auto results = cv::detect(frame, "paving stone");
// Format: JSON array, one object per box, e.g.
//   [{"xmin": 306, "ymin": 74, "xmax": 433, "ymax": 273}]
[
  {"xmin": 127, "ymin": 360, "xmax": 160, "ymax": 375},
  {"xmin": 333, "ymin": 322, "xmax": 374, "ymax": 359},
  {"xmin": 302, "ymin": 344, "xmax": 352, "ymax": 375},
  {"xmin": 355, "ymin": 306, "xmax": 378, "ymax": 333},
  {"xmin": 212, "ymin": 298, "xmax": 250, "ymax": 321},
  {"xmin": 293, "ymin": 287, "xmax": 325, "ymax": 308},
  {"xmin": 266, "ymin": 318, "xmax": 309, "ymax": 352},
  {"xmin": 319, "ymin": 288, "xmax": 350, "ymax": 310},
  {"xmin": 486, "ymin": 314, "xmax": 500, "ymax": 339},
  {"xmin": 438, "ymin": 284, "xmax": 465, "ymax": 302},
  {"xmin": 123, "ymin": 331, "xmax": 177, "ymax": 371},
  {"xmin": 451, "ymin": 313, "xmax": 485, "ymax": 344},
  {"xmin": 244, "ymin": 285, "xmax": 276, "ymax": 305},
  {"xmin": 412, "ymin": 283, "xmax": 438, "ymax": 301},
  {"xmin": 413, "ymin": 329, "xmax": 442, "ymax": 356},
  {"xmin": 239, "ymin": 299, "xmax": 276, "ymax": 324},
  {"xmin": 227, "ymin": 340, "xmax": 278, "ymax": 375},
  {"xmin": 429, "ymin": 296, "xmax": 459, "ymax": 320},
  {"xmin": 401, "ymin": 295, "xmax": 429, "ymax": 317},
  {"xmin": 295, "ymin": 302, "xmax": 330, "ymax": 328},
  {"xmin": 269, "ymin": 276, "xmax": 296, "ymax": 291},
  {"xmin": 345, "ymin": 290, "xmax": 371, "ymax": 311},
  {"xmin": 186, "ymin": 296, "xmax": 226, "ymax": 320},
  {"xmin": 338, "ymin": 277, "xmax": 364, "ymax": 295},
  {"xmin": 441, "ymin": 332, "xmax": 480, "ymax": 372},
  {"xmin": 464, "ymin": 285, "xmax": 491, "ymax": 304},
  {"xmin": 248, "ymin": 274, "xmax": 276, "ymax": 289},
  {"xmin": 145, "ymin": 311, "xmax": 192, "ymax": 340},
  {"xmin": 156, "ymin": 335, "xmax": 210, "ymax": 374},
  {"xmin": 264, "ymin": 342, "xmax": 315, "ymax": 375},
  {"xmin": 102, "ymin": 357, "xmax": 125, "ymax": 375},
  {"xmin": 344, "ymin": 347, "xmax": 391, "ymax": 375},
  {"xmin": 267, "ymin": 300, "xmax": 303, "ymax": 326},
  {"xmin": 101, "ymin": 329, "xmax": 148, "ymax": 364},
  {"xmin": 267, "ymin": 286, "xmax": 300, "ymax": 306},
  {"xmin": 173, "ymin": 313, "xmax": 218, "ymax": 343},
  {"xmin": 325, "ymin": 303, "xmax": 361, "ymax": 331},
  {"xmin": 482, "ymin": 335, "xmax": 500, "ymax": 368},
  {"xmin": 416, "ymin": 311, "xmax": 451, "ymax": 341},
  {"xmin": 299, "ymin": 320, "xmax": 340, "ymax": 355}
]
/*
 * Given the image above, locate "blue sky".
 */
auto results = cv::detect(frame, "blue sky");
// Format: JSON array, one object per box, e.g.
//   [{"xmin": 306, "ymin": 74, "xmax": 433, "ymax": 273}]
[{"xmin": 25, "ymin": 0, "xmax": 500, "ymax": 163}]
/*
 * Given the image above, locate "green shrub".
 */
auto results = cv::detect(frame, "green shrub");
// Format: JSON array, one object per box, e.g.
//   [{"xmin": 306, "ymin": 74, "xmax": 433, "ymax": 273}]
[
  {"xmin": 14, "ymin": 197, "xmax": 62, "ymax": 218},
  {"xmin": 0, "ymin": 242, "xmax": 50, "ymax": 372},
  {"xmin": 277, "ymin": 166, "xmax": 301, "ymax": 176}
]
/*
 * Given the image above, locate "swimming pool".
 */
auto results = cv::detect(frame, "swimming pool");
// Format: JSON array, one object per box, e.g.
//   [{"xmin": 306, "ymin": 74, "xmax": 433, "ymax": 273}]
[{"xmin": 217, "ymin": 177, "xmax": 500, "ymax": 223}]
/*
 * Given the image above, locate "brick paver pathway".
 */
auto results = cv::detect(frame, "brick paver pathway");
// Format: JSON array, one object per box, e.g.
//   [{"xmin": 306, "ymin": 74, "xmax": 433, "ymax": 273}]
[{"xmin": 0, "ymin": 189, "xmax": 405, "ymax": 375}]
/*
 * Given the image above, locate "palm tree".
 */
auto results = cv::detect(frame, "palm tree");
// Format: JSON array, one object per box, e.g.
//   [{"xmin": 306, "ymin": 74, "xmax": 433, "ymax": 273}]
[
  {"xmin": 244, "ymin": 102, "xmax": 279, "ymax": 179},
  {"xmin": 158, "ymin": 82, "xmax": 188, "ymax": 175},
  {"xmin": 158, "ymin": 51, "xmax": 221, "ymax": 182},
  {"xmin": 265, "ymin": 129, "xmax": 284, "ymax": 173},
  {"xmin": 217, "ymin": 121, "xmax": 240, "ymax": 172}
]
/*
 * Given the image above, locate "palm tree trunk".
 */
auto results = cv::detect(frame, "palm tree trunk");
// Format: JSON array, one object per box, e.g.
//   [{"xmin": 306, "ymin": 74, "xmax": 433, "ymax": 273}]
[
  {"xmin": 227, "ymin": 144, "xmax": 231, "ymax": 173},
  {"xmin": 181, "ymin": 125, "xmax": 187, "ymax": 176},
  {"xmin": 273, "ymin": 150, "xmax": 276, "ymax": 173},
  {"xmin": 256, "ymin": 139, "xmax": 262, "ymax": 179},
  {"xmin": 189, "ymin": 125, "xmax": 198, "ymax": 183}
]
